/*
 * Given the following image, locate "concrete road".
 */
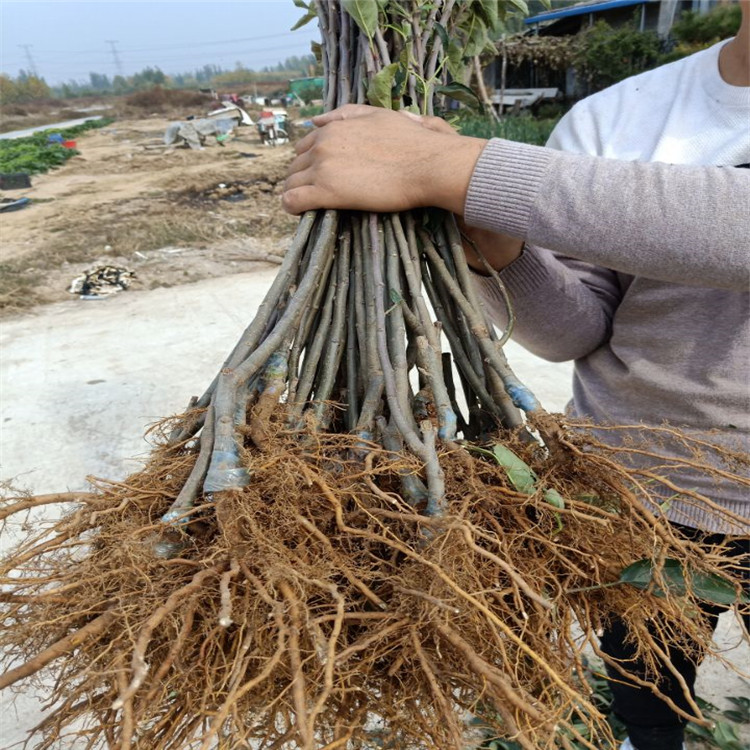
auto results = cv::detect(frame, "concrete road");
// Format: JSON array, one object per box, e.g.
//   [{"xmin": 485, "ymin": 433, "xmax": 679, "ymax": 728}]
[
  {"xmin": 0, "ymin": 271, "xmax": 746, "ymax": 747},
  {"xmin": 0, "ymin": 116, "xmax": 103, "ymax": 141}
]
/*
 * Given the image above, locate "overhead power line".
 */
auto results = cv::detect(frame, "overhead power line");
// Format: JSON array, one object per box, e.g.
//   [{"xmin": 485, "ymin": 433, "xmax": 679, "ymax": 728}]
[
  {"xmin": 32, "ymin": 30, "xmax": 313, "ymax": 57},
  {"xmin": 1, "ymin": 40, "xmax": 315, "ymax": 72}
]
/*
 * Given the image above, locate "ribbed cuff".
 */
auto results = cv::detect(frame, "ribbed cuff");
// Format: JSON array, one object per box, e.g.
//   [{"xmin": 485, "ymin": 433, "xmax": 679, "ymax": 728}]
[
  {"xmin": 464, "ymin": 138, "xmax": 553, "ymax": 239},
  {"xmin": 471, "ymin": 244, "xmax": 558, "ymax": 307}
]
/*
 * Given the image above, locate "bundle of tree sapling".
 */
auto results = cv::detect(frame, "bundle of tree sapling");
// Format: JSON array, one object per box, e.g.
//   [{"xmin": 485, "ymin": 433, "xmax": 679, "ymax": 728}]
[{"xmin": 1, "ymin": 2, "xmax": 748, "ymax": 749}]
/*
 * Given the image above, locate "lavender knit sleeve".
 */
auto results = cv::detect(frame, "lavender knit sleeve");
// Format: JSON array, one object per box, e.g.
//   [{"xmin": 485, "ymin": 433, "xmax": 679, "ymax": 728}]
[
  {"xmin": 465, "ymin": 139, "xmax": 750, "ymax": 291},
  {"xmin": 475, "ymin": 245, "xmax": 623, "ymax": 362}
]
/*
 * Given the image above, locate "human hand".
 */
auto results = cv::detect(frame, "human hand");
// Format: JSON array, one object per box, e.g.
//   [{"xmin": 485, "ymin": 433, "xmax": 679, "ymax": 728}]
[{"xmin": 282, "ymin": 104, "xmax": 486, "ymax": 216}]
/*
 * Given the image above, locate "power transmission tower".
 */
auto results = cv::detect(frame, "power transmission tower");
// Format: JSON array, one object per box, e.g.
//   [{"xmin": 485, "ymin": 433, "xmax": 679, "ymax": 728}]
[
  {"xmin": 18, "ymin": 44, "xmax": 38, "ymax": 76},
  {"xmin": 106, "ymin": 40, "xmax": 124, "ymax": 76}
]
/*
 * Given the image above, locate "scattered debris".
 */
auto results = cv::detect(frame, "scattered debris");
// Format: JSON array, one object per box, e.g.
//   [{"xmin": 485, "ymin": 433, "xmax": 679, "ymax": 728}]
[
  {"xmin": 0, "ymin": 173, "xmax": 32, "ymax": 189},
  {"xmin": 163, "ymin": 118, "xmax": 236, "ymax": 151},
  {"xmin": 68, "ymin": 265, "xmax": 136, "ymax": 299},
  {"xmin": 185, "ymin": 178, "xmax": 280, "ymax": 204},
  {"xmin": 205, "ymin": 103, "xmax": 254, "ymax": 127},
  {"xmin": 0, "ymin": 197, "xmax": 31, "ymax": 213}
]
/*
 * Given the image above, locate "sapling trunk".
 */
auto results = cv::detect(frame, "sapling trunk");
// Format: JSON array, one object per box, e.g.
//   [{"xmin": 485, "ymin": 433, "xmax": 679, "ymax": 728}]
[{"xmin": 1, "ymin": 2, "xmax": 748, "ymax": 749}]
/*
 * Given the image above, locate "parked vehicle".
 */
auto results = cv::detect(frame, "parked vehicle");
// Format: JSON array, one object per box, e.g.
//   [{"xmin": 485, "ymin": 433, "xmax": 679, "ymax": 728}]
[{"xmin": 257, "ymin": 109, "xmax": 290, "ymax": 146}]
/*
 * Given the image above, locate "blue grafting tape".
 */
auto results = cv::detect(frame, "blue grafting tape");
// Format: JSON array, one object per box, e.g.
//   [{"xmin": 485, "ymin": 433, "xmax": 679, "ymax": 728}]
[
  {"xmin": 437, "ymin": 408, "xmax": 458, "ymax": 441},
  {"xmin": 505, "ymin": 379, "xmax": 540, "ymax": 413}
]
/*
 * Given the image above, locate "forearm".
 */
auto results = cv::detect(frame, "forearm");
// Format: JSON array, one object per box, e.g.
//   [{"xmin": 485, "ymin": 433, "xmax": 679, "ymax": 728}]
[
  {"xmin": 284, "ymin": 106, "xmax": 748, "ymax": 292},
  {"xmin": 464, "ymin": 139, "xmax": 750, "ymax": 291}
]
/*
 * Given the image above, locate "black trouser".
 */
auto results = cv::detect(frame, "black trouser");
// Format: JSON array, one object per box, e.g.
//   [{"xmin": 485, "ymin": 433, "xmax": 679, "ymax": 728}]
[{"xmin": 599, "ymin": 526, "xmax": 749, "ymax": 750}]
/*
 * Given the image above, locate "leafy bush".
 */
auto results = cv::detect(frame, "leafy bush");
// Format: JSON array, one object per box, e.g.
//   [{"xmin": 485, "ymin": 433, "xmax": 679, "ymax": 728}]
[
  {"xmin": 659, "ymin": 4, "xmax": 742, "ymax": 64},
  {"xmin": 574, "ymin": 18, "xmax": 661, "ymax": 90},
  {"xmin": 0, "ymin": 73, "xmax": 51, "ymax": 104},
  {"xmin": 672, "ymin": 4, "xmax": 742, "ymax": 45},
  {"xmin": 0, "ymin": 118, "xmax": 113, "ymax": 175},
  {"xmin": 124, "ymin": 86, "xmax": 209, "ymax": 111}
]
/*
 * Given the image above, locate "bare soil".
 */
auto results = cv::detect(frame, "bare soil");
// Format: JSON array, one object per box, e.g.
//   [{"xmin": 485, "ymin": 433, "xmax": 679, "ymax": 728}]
[{"xmin": 0, "ymin": 114, "xmax": 299, "ymax": 314}]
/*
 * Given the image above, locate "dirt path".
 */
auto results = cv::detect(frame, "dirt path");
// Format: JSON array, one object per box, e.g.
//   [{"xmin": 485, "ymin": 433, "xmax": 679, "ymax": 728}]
[{"xmin": 0, "ymin": 116, "xmax": 298, "ymax": 312}]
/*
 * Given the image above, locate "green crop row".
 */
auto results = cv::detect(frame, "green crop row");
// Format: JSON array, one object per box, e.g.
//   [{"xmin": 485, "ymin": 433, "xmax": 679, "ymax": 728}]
[{"xmin": 0, "ymin": 117, "xmax": 114, "ymax": 175}]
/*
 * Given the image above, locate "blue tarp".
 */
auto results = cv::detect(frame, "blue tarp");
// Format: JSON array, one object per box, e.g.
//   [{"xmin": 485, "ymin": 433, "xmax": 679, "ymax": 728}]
[{"xmin": 524, "ymin": 0, "xmax": 646, "ymax": 25}]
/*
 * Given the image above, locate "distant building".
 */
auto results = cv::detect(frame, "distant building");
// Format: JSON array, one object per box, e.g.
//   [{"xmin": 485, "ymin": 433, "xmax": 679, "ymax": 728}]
[
  {"xmin": 523, "ymin": 0, "xmax": 716, "ymax": 38},
  {"xmin": 485, "ymin": 0, "xmax": 723, "ymax": 104}
]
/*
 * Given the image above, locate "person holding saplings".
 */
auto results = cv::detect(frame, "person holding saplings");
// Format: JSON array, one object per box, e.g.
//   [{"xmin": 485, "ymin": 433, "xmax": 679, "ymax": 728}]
[{"xmin": 284, "ymin": 5, "xmax": 749, "ymax": 749}]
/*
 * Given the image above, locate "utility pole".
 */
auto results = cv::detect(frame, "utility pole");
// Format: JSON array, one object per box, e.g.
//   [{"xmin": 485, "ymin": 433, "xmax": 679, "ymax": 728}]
[
  {"xmin": 18, "ymin": 44, "xmax": 38, "ymax": 76},
  {"xmin": 105, "ymin": 40, "xmax": 124, "ymax": 76}
]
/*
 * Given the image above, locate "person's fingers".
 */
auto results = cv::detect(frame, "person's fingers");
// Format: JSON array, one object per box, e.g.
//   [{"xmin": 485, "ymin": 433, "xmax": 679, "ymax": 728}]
[
  {"xmin": 294, "ymin": 128, "xmax": 318, "ymax": 155},
  {"xmin": 312, "ymin": 103, "xmax": 374, "ymax": 126},
  {"xmin": 287, "ymin": 148, "xmax": 315, "ymax": 178},
  {"xmin": 282, "ymin": 185, "xmax": 327, "ymax": 215},
  {"xmin": 282, "ymin": 167, "xmax": 314, "ymax": 195}
]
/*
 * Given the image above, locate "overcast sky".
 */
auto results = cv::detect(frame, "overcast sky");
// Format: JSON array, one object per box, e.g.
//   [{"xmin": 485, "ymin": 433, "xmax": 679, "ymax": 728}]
[{"xmin": 1, "ymin": 1, "xmax": 321, "ymax": 84}]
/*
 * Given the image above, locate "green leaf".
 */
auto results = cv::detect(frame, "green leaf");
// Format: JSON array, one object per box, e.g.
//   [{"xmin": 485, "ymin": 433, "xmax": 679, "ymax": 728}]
[
  {"xmin": 695, "ymin": 696, "xmax": 721, "ymax": 713},
  {"xmin": 445, "ymin": 41, "xmax": 466, "ymax": 81},
  {"xmin": 389, "ymin": 289, "xmax": 403, "ymax": 305},
  {"xmin": 342, "ymin": 0, "xmax": 379, "ymax": 38},
  {"xmin": 507, "ymin": 0, "xmax": 529, "ymax": 15},
  {"xmin": 726, "ymin": 696, "xmax": 750, "ymax": 721},
  {"xmin": 711, "ymin": 720, "xmax": 742, "ymax": 750},
  {"xmin": 722, "ymin": 709, "xmax": 749, "ymax": 723},
  {"xmin": 618, "ymin": 558, "xmax": 664, "ymax": 589},
  {"xmin": 491, "ymin": 445, "xmax": 537, "ymax": 495},
  {"xmin": 461, "ymin": 13, "xmax": 489, "ymax": 58},
  {"xmin": 393, "ymin": 47, "xmax": 410, "ymax": 98},
  {"xmin": 292, "ymin": 0, "xmax": 308, "ymax": 7},
  {"xmin": 543, "ymin": 488, "xmax": 565, "ymax": 509},
  {"xmin": 435, "ymin": 82, "xmax": 484, "ymax": 112},
  {"xmin": 389, "ymin": 0, "xmax": 412, "ymax": 17},
  {"xmin": 619, "ymin": 559, "xmax": 750, "ymax": 606},
  {"xmin": 473, "ymin": 0, "xmax": 499, "ymax": 30},
  {"xmin": 291, "ymin": 6, "xmax": 317, "ymax": 30},
  {"xmin": 435, "ymin": 22, "xmax": 450, "ymax": 49},
  {"xmin": 366, "ymin": 62, "xmax": 400, "ymax": 109}
]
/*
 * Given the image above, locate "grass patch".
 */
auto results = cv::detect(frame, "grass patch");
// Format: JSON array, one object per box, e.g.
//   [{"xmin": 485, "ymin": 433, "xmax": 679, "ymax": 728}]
[
  {"xmin": 0, "ymin": 205, "xmax": 265, "ymax": 315},
  {"xmin": 0, "ymin": 261, "xmax": 44, "ymax": 312},
  {"xmin": 0, "ymin": 241, "xmax": 98, "ymax": 313},
  {"xmin": 454, "ymin": 113, "xmax": 561, "ymax": 146}
]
